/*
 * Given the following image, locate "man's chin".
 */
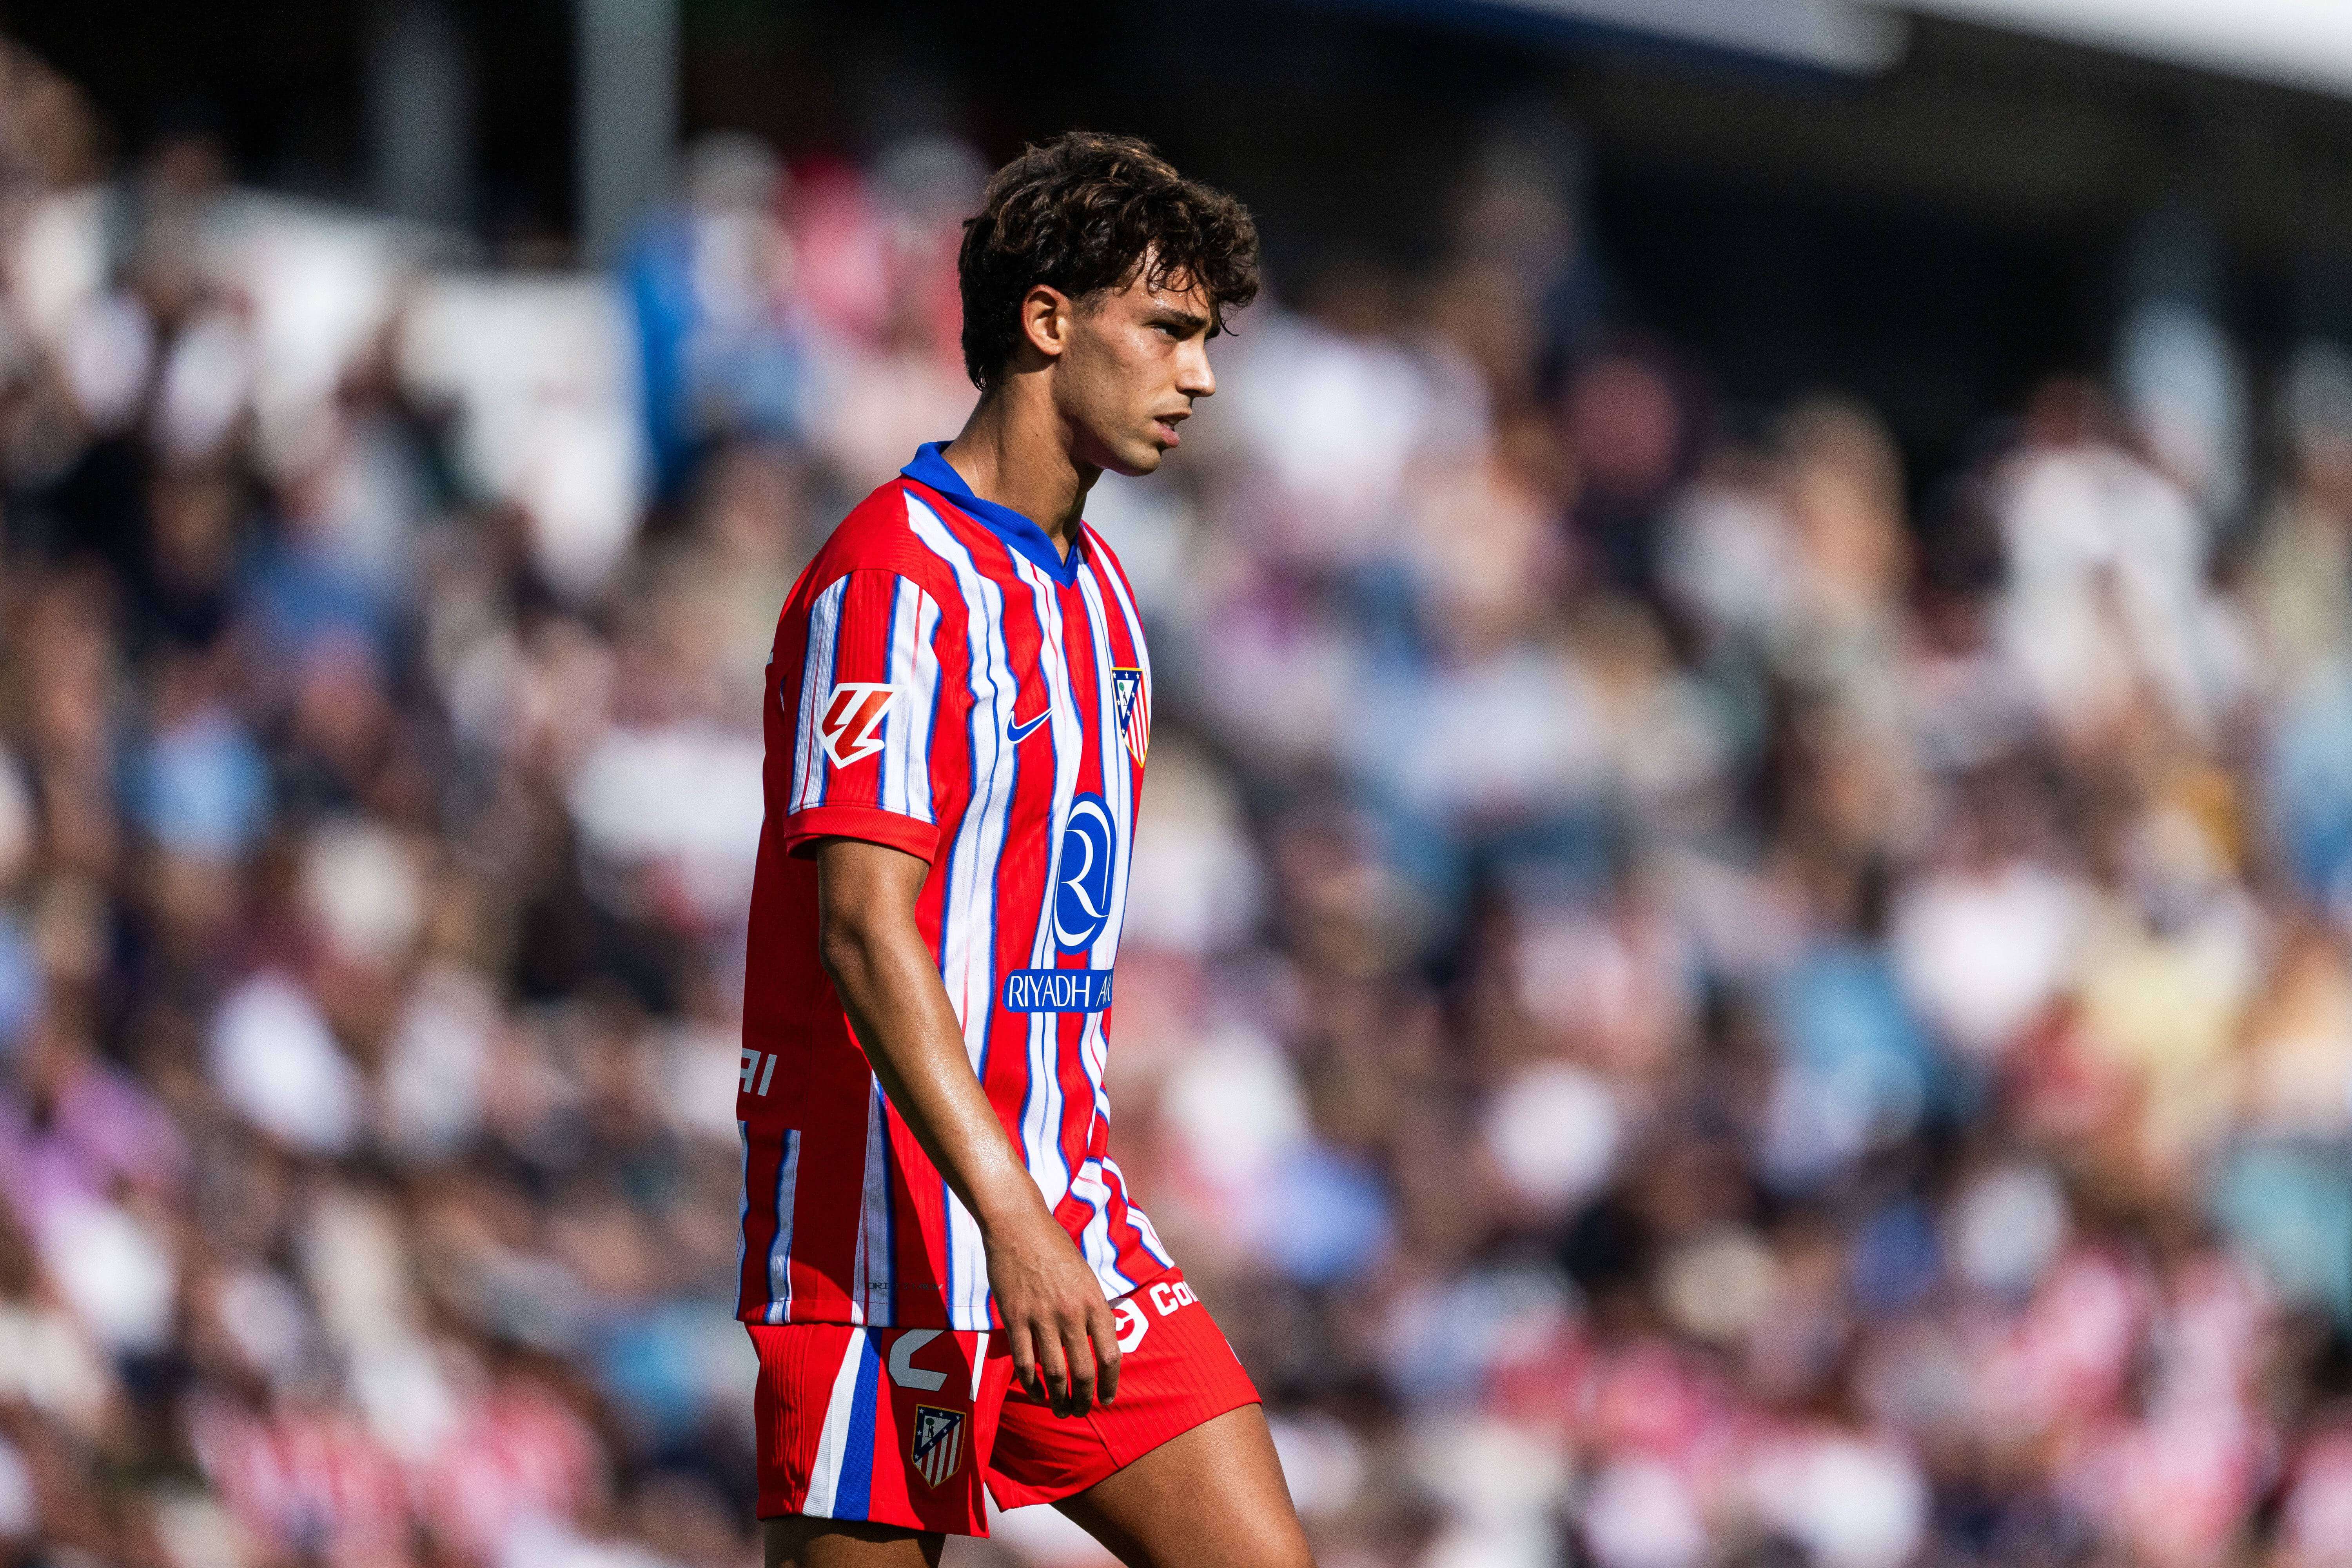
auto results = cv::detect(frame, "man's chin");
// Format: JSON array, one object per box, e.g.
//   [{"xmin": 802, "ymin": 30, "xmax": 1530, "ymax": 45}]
[{"xmin": 1104, "ymin": 443, "xmax": 1165, "ymax": 479}]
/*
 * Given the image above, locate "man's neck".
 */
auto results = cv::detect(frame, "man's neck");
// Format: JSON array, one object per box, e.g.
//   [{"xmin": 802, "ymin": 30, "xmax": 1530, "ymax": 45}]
[{"xmin": 940, "ymin": 390, "xmax": 1096, "ymax": 560}]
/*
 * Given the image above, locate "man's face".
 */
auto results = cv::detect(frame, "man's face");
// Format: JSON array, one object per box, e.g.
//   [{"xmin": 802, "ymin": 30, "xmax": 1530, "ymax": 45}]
[{"xmin": 1049, "ymin": 264, "xmax": 1219, "ymax": 477}]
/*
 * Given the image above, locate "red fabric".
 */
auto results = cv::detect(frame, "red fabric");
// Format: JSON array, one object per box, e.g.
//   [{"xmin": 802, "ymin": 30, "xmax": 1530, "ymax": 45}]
[
  {"xmin": 780, "ymin": 802, "xmax": 942, "ymax": 863},
  {"xmin": 749, "ymin": 1269, "xmax": 1258, "ymax": 1537}
]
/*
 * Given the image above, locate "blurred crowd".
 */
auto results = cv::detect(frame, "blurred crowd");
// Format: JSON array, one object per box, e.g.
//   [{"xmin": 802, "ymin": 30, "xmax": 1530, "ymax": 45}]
[{"xmin": 7, "ymin": 27, "xmax": 2352, "ymax": 1568}]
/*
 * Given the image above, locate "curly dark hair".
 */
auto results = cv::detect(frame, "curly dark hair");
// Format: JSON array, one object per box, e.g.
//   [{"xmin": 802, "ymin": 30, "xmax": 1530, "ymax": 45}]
[{"xmin": 957, "ymin": 131, "xmax": 1261, "ymax": 392}]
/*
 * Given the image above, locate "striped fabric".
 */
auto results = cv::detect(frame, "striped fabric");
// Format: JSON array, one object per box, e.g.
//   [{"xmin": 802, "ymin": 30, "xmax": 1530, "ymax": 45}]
[{"xmin": 735, "ymin": 445, "xmax": 1171, "ymax": 1332}]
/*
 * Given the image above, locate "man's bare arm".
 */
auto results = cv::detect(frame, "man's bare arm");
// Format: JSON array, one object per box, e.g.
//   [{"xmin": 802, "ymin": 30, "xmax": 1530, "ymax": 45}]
[{"xmin": 813, "ymin": 835, "xmax": 1120, "ymax": 1415}]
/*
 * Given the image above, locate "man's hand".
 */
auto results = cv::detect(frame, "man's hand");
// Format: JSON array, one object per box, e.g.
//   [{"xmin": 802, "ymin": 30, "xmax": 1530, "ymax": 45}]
[
  {"xmin": 984, "ymin": 1203, "xmax": 1122, "ymax": 1416},
  {"xmin": 813, "ymin": 835, "xmax": 1120, "ymax": 1417}
]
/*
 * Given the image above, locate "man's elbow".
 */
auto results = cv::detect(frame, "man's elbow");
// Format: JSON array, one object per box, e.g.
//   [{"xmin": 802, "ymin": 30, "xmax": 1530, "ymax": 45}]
[
  {"xmin": 814, "ymin": 837, "xmax": 928, "ymax": 993},
  {"xmin": 817, "ymin": 910, "xmax": 880, "ymax": 991}
]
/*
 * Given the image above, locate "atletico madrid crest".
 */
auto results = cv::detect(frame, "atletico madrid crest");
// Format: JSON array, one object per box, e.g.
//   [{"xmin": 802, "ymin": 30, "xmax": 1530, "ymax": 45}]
[
  {"xmin": 1112, "ymin": 667, "xmax": 1149, "ymax": 767},
  {"xmin": 910, "ymin": 1405, "xmax": 965, "ymax": 1488}
]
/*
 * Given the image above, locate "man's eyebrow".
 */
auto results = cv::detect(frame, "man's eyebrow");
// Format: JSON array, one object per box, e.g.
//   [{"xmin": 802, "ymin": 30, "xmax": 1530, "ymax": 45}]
[{"xmin": 1150, "ymin": 306, "xmax": 1211, "ymax": 331}]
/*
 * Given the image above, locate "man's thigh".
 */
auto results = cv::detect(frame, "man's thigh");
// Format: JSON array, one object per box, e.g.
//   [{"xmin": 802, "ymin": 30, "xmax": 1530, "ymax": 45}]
[
  {"xmin": 983, "ymin": 1270, "xmax": 1311, "ymax": 1568},
  {"xmin": 762, "ymin": 1516, "xmax": 941, "ymax": 1568},
  {"xmin": 988, "ymin": 1270, "xmax": 1259, "ymax": 1510},
  {"xmin": 1052, "ymin": 1404, "xmax": 1315, "ymax": 1568}
]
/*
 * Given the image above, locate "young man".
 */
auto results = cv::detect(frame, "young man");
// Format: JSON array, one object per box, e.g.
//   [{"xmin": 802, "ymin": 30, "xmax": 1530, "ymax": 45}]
[{"xmin": 735, "ymin": 133, "xmax": 1316, "ymax": 1568}]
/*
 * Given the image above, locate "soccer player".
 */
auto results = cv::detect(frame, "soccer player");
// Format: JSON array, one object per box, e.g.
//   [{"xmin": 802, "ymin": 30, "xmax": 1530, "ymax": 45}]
[{"xmin": 735, "ymin": 133, "xmax": 1316, "ymax": 1568}]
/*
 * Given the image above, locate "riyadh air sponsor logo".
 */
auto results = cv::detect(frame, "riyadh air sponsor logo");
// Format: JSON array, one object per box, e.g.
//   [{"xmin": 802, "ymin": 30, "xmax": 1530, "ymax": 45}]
[
  {"xmin": 1007, "ymin": 708, "xmax": 1049, "ymax": 744},
  {"xmin": 1002, "ymin": 968, "xmax": 1114, "ymax": 1013},
  {"xmin": 1112, "ymin": 667, "xmax": 1148, "ymax": 766},
  {"xmin": 1052, "ymin": 793, "xmax": 1116, "ymax": 954},
  {"xmin": 817, "ymin": 682, "xmax": 896, "ymax": 769},
  {"xmin": 910, "ymin": 1404, "xmax": 965, "ymax": 1488}
]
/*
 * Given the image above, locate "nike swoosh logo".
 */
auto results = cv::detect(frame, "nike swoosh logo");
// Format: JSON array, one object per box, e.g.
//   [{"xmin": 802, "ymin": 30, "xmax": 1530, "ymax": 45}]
[{"xmin": 1007, "ymin": 710, "xmax": 1050, "ymax": 743}]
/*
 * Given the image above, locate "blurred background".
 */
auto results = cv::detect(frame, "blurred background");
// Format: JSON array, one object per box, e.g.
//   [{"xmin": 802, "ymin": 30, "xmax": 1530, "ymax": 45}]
[{"xmin": 9, "ymin": 1, "xmax": 2352, "ymax": 1565}]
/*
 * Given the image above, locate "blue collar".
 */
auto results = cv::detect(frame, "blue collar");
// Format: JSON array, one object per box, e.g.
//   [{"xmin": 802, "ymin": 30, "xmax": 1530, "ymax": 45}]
[{"xmin": 900, "ymin": 442, "xmax": 1082, "ymax": 584}]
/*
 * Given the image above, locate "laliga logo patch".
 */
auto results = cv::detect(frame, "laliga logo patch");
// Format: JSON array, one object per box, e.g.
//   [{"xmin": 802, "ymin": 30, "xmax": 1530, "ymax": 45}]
[
  {"xmin": 910, "ymin": 1405, "xmax": 966, "ymax": 1488},
  {"xmin": 818, "ymin": 682, "xmax": 895, "ymax": 769}
]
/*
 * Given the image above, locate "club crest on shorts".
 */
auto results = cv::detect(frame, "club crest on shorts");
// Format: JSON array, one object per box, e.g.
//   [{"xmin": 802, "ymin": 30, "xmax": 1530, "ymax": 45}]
[
  {"xmin": 910, "ymin": 1404, "xmax": 965, "ymax": 1487},
  {"xmin": 1112, "ymin": 667, "xmax": 1149, "ymax": 767}
]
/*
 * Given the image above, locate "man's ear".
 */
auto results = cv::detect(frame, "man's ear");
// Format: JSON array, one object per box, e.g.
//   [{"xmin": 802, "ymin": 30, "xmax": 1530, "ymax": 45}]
[{"xmin": 1018, "ymin": 285, "xmax": 1072, "ymax": 364}]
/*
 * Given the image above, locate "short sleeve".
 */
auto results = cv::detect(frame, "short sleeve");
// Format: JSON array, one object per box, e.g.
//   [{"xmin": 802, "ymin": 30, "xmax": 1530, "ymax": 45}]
[{"xmin": 779, "ymin": 569, "xmax": 951, "ymax": 862}]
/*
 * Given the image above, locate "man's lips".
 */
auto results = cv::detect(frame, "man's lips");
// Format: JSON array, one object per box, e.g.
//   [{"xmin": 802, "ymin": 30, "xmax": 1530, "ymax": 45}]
[{"xmin": 1153, "ymin": 414, "xmax": 1187, "ymax": 446}]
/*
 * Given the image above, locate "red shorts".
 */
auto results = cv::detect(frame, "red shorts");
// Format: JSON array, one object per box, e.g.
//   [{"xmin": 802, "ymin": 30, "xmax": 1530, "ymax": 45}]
[{"xmin": 748, "ymin": 1270, "xmax": 1257, "ymax": 1537}]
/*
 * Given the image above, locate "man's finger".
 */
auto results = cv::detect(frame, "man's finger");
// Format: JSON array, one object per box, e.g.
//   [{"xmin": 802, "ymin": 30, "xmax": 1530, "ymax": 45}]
[
  {"xmin": 1091, "ymin": 1303, "xmax": 1122, "ymax": 1405},
  {"xmin": 1035, "ymin": 1322, "xmax": 1071, "ymax": 1406},
  {"xmin": 1063, "ymin": 1317, "xmax": 1097, "ymax": 1414},
  {"xmin": 1008, "ymin": 1322, "xmax": 1041, "ymax": 1400}
]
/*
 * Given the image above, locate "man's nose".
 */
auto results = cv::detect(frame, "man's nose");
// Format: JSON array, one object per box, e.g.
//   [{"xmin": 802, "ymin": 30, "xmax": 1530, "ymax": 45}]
[{"xmin": 1177, "ymin": 342, "xmax": 1216, "ymax": 398}]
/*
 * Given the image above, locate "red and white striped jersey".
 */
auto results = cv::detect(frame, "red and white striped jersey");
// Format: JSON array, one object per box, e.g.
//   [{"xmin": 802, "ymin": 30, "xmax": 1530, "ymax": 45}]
[{"xmin": 735, "ymin": 442, "xmax": 1171, "ymax": 1331}]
